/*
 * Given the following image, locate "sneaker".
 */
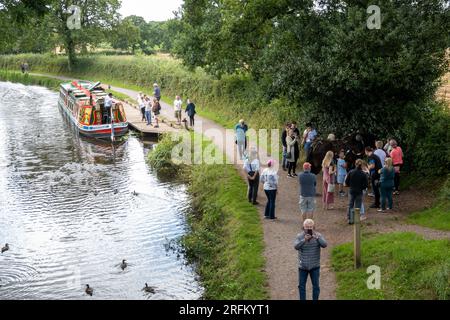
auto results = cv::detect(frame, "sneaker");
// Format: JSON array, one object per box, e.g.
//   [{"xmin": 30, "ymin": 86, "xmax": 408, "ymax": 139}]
[
  {"xmin": 377, "ymin": 208, "xmax": 385, "ymax": 213},
  {"xmin": 287, "ymin": 174, "xmax": 293, "ymax": 178},
  {"xmin": 292, "ymin": 173, "xmax": 298, "ymax": 177},
  {"xmin": 360, "ymin": 216, "xmax": 367, "ymax": 221},
  {"xmin": 394, "ymin": 191, "xmax": 400, "ymax": 195}
]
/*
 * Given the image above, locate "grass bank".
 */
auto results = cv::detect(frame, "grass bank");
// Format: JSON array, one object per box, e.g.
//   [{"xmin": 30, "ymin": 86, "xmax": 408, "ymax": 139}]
[
  {"xmin": 148, "ymin": 133, "xmax": 268, "ymax": 299},
  {"xmin": 407, "ymin": 175, "xmax": 450, "ymax": 231},
  {"xmin": 332, "ymin": 232, "xmax": 450, "ymax": 300},
  {"xmin": 0, "ymin": 69, "xmax": 61, "ymax": 90}
]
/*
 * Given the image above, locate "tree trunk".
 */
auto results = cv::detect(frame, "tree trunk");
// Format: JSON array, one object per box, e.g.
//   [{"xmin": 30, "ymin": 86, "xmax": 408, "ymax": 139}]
[{"xmin": 65, "ymin": 30, "xmax": 76, "ymax": 71}]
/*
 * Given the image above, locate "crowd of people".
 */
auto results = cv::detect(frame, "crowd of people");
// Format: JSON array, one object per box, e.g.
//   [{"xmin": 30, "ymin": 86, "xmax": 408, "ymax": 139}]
[
  {"xmin": 237, "ymin": 120, "xmax": 404, "ymax": 300},
  {"xmin": 135, "ymin": 83, "xmax": 197, "ymax": 130}
]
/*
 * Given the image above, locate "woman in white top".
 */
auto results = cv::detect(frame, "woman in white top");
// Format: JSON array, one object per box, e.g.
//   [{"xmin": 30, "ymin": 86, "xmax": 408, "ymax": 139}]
[
  {"xmin": 243, "ymin": 147, "xmax": 260, "ymax": 205},
  {"xmin": 137, "ymin": 93, "xmax": 145, "ymax": 122},
  {"xmin": 260, "ymin": 159, "xmax": 279, "ymax": 220}
]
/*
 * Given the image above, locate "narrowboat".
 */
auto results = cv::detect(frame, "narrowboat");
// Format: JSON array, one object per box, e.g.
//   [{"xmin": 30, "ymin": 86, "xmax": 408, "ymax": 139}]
[{"xmin": 58, "ymin": 80, "xmax": 128, "ymax": 139}]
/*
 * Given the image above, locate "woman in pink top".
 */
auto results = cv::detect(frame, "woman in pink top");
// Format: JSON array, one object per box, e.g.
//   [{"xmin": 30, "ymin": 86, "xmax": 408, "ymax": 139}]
[
  {"xmin": 389, "ymin": 139, "xmax": 403, "ymax": 195},
  {"xmin": 321, "ymin": 151, "xmax": 335, "ymax": 210}
]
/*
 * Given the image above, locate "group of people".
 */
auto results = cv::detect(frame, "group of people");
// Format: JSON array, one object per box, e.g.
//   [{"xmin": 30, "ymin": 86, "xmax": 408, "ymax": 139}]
[
  {"xmin": 239, "ymin": 120, "xmax": 405, "ymax": 300},
  {"xmin": 282, "ymin": 122, "xmax": 317, "ymax": 176},
  {"xmin": 137, "ymin": 83, "xmax": 162, "ymax": 128}
]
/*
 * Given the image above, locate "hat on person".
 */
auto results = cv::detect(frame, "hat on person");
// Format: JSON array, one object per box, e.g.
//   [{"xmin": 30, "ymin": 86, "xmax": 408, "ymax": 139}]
[
  {"xmin": 153, "ymin": 83, "xmax": 158, "ymax": 87},
  {"xmin": 267, "ymin": 159, "xmax": 274, "ymax": 167},
  {"xmin": 303, "ymin": 162, "xmax": 312, "ymax": 171}
]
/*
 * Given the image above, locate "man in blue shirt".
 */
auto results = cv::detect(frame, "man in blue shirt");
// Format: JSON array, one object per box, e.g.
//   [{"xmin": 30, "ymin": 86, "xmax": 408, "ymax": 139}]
[
  {"xmin": 298, "ymin": 162, "xmax": 317, "ymax": 221},
  {"xmin": 303, "ymin": 123, "xmax": 317, "ymax": 159},
  {"xmin": 153, "ymin": 83, "xmax": 161, "ymax": 101}
]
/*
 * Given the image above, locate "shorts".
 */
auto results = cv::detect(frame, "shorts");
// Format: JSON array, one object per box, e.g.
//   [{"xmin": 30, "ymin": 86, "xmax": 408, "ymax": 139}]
[
  {"xmin": 337, "ymin": 174, "xmax": 346, "ymax": 184},
  {"xmin": 299, "ymin": 196, "xmax": 315, "ymax": 213},
  {"xmin": 175, "ymin": 110, "xmax": 181, "ymax": 118}
]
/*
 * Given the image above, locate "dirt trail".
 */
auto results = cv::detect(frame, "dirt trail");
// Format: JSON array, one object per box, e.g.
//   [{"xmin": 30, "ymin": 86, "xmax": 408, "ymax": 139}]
[{"xmin": 30, "ymin": 73, "xmax": 450, "ymax": 300}]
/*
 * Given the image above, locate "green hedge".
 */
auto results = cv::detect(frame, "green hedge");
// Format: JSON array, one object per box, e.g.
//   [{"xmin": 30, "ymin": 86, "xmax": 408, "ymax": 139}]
[{"xmin": 0, "ymin": 69, "xmax": 61, "ymax": 90}]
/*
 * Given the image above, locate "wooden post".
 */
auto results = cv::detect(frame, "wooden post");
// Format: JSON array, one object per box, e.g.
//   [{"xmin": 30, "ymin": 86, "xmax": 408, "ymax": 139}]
[{"xmin": 354, "ymin": 207, "xmax": 361, "ymax": 268}]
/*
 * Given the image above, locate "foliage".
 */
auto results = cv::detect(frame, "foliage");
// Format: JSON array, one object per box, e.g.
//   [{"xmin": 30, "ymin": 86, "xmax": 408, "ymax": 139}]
[
  {"xmin": 332, "ymin": 232, "xmax": 450, "ymax": 300},
  {"xmin": 0, "ymin": 69, "xmax": 61, "ymax": 90},
  {"xmin": 110, "ymin": 18, "xmax": 141, "ymax": 53}
]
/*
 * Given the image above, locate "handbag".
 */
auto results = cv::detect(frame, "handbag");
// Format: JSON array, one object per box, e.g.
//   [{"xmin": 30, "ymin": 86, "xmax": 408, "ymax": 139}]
[
  {"xmin": 248, "ymin": 163, "xmax": 256, "ymax": 178},
  {"xmin": 327, "ymin": 183, "xmax": 335, "ymax": 193}
]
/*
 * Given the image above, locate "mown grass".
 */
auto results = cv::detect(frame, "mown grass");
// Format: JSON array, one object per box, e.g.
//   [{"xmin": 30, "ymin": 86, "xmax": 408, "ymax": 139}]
[
  {"xmin": 148, "ymin": 133, "xmax": 268, "ymax": 299},
  {"xmin": 332, "ymin": 232, "xmax": 450, "ymax": 300},
  {"xmin": 407, "ymin": 175, "xmax": 450, "ymax": 231}
]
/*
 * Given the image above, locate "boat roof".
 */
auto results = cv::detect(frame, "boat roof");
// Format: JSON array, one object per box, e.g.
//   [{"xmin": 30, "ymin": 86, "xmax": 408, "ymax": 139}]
[{"xmin": 60, "ymin": 80, "xmax": 106, "ymax": 100}]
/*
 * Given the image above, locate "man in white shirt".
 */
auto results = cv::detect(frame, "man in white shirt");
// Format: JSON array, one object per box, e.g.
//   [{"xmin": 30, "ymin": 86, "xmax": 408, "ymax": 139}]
[
  {"xmin": 137, "ymin": 93, "xmax": 145, "ymax": 122},
  {"xmin": 104, "ymin": 93, "xmax": 114, "ymax": 124},
  {"xmin": 174, "ymin": 95, "xmax": 182, "ymax": 125}
]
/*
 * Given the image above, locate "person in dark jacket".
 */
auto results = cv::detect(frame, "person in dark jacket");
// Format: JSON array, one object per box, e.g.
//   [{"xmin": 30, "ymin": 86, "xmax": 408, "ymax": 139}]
[
  {"xmin": 344, "ymin": 159, "xmax": 369, "ymax": 224},
  {"xmin": 365, "ymin": 147, "xmax": 383, "ymax": 209},
  {"xmin": 281, "ymin": 122, "xmax": 291, "ymax": 171},
  {"xmin": 185, "ymin": 99, "xmax": 196, "ymax": 127},
  {"xmin": 291, "ymin": 122, "xmax": 301, "ymax": 167},
  {"xmin": 378, "ymin": 157, "xmax": 395, "ymax": 212},
  {"xmin": 294, "ymin": 219, "xmax": 327, "ymax": 300},
  {"xmin": 298, "ymin": 162, "xmax": 317, "ymax": 221}
]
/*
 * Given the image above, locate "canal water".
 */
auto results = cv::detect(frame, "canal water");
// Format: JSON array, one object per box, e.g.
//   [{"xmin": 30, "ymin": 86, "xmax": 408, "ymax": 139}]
[{"xmin": 0, "ymin": 82, "xmax": 203, "ymax": 299}]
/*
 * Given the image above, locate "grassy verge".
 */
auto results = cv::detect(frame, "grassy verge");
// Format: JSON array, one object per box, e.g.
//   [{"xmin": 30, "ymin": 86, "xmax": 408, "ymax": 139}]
[
  {"xmin": 0, "ymin": 69, "xmax": 61, "ymax": 90},
  {"xmin": 148, "ymin": 133, "xmax": 268, "ymax": 299},
  {"xmin": 332, "ymin": 232, "xmax": 450, "ymax": 300},
  {"xmin": 407, "ymin": 175, "xmax": 450, "ymax": 231}
]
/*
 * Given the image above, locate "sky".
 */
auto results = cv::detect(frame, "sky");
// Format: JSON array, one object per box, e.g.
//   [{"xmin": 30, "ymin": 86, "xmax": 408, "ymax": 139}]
[{"xmin": 119, "ymin": 0, "xmax": 184, "ymax": 22}]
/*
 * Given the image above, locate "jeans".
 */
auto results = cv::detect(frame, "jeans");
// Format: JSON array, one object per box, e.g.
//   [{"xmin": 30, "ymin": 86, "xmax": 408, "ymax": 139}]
[
  {"xmin": 380, "ymin": 186, "xmax": 393, "ymax": 209},
  {"xmin": 282, "ymin": 147, "xmax": 288, "ymax": 169},
  {"xmin": 371, "ymin": 175, "xmax": 380, "ymax": 207},
  {"xmin": 237, "ymin": 141, "xmax": 246, "ymax": 160},
  {"xmin": 348, "ymin": 191, "xmax": 363, "ymax": 223},
  {"xmin": 288, "ymin": 161, "xmax": 296, "ymax": 175},
  {"xmin": 247, "ymin": 173, "xmax": 259, "ymax": 203},
  {"xmin": 304, "ymin": 142, "xmax": 312, "ymax": 159},
  {"xmin": 264, "ymin": 189, "xmax": 277, "ymax": 219},
  {"xmin": 145, "ymin": 110, "xmax": 152, "ymax": 125},
  {"xmin": 299, "ymin": 267, "xmax": 320, "ymax": 300}
]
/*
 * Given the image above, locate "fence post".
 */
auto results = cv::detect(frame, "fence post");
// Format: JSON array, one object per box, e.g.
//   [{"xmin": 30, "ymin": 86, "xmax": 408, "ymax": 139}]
[{"xmin": 354, "ymin": 207, "xmax": 361, "ymax": 268}]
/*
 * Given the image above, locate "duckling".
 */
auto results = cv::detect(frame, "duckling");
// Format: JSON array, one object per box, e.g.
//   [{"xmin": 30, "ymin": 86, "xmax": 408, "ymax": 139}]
[
  {"xmin": 114, "ymin": 189, "xmax": 118, "ymax": 194},
  {"xmin": 85, "ymin": 284, "xmax": 93, "ymax": 296},
  {"xmin": 1, "ymin": 243, "xmax": 9, "ymax": 254},
  {"xmin": 143, "ymin": 283, "xmax": 155, "ymax": 294},
  {"xmin": 132, "ymin": 190, "xmax": 138, "ymax": 196},
  {"xmin": 120, "ymin": 259, "xmax": 127, "ymax": 270}
]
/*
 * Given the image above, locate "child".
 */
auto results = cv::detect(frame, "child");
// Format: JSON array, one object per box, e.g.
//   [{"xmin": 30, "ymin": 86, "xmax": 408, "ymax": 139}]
[{"xmin": 337, "ymin": 150, "xmax": 347, "ymax": 196}]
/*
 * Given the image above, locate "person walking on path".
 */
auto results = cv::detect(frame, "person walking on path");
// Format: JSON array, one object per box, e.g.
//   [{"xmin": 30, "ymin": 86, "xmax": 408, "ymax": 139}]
[
  {"xmin": 298, "ymin": 162, "xmax": 317, "ymax": 221},
  {"xmin": 153, "ymin": 83, "xmax": 161, "ymax": 102},
  {"xmin": 345, "ymin": 159, "xmax": 369, "ymax": 224},
  {"xmin": 321, "ymin": 151, "xmax": 335, "ymax": 210},
  {"xmin": 281, "ymin": 122, "xmax": 291, "ymax": 171},
  {"xmin": 286, "ymin": 128, "xmax": 300, "ymax": 177},
  {"xmin": 235, "ymin": 119, "xmax": 248, "ymax": 160},
  {"xmin": 337, "ymin": 150, "xmax": 347, "ymax": 196},
  {"xmin": 185, "ymin": 99, "xmax": 196, "ymax": 128},
  {"xmin": 243, "ymin": 147, "xmax": 260, "ymax": 205},
  {"xmin": 137, "ymin": 93, "xmax": 145, "ymax": 122},
  {"xmin": 174, "ymin": 96, "xmax": 182, "ymax": 125},
  {"xmin": 365, "ymin": 147, "xmax": 383, "ymax": 209},
  {"xmin": 144, "ymin": 96, "xmax": 152, "ymax": 126},
  {"xmin": 260, "ymin": 159, "xmax": 279, "ymax": 220},
  {"xmin": 294, "ymin": 219, "xmax": 327, "ymax": 300},
  {"xmin": 151, "ymin": 97, "xmax": 160, "ymax": 128},
  {"xmin": 389, "ymin": 139, "xmax": 403, "ymax": 195},
  {"xmin": 379, "ymin": 157, "xmax": 395, "ymax": 212}
]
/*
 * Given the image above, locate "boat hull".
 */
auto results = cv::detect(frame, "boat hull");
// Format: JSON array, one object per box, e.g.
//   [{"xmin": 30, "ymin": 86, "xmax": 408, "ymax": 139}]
[{"xmin": 58, "ymin": 100, "xmax": 128, "ymax": 139}]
